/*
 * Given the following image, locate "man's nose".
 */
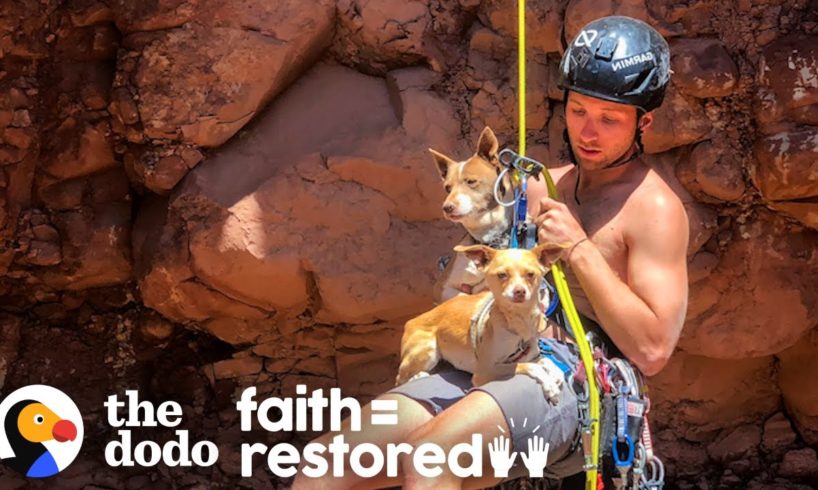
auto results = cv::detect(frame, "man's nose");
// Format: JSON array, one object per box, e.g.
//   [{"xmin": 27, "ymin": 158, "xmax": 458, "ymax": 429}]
[{"xmin": 580, "ymin": 120, "xmax": 597, "ymax": 141}]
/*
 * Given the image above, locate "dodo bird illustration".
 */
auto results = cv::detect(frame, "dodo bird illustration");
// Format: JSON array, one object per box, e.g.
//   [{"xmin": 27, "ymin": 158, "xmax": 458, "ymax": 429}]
[{"xmin": 3, "ymin": 399, "xmax": 77, "ymax": 477}]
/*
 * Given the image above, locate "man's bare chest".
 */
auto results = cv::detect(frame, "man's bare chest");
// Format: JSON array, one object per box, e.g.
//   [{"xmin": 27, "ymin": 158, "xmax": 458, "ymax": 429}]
[{"xmin": 568, "ymin": 199, "xmax": 630, "ymax": 278}]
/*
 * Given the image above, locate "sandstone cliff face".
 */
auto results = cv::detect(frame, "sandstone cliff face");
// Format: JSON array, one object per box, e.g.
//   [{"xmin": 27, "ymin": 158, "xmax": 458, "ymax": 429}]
[{"xmin": 1, "ymin": 0, "xmax": 818, "ymax": 488}]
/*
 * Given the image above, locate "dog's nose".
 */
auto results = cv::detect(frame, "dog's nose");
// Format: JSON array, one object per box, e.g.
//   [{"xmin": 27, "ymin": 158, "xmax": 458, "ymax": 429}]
[
  {"xmin": 513, "ymin": 287, "xmax": 527, "ymax": 301},
  {"xmin": 443, "ymin": 203, "xmax": 455, "ymax": 213}
]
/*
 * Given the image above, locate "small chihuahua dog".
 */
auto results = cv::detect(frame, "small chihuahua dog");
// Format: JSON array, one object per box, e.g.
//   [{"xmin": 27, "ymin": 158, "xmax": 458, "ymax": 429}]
[
  {"xmin": 397, "ymin": 243, "xmax": 569, "ymax": 404},
  {"xmin": 430, "ymin": 127, "xmax": 515, "ymax": 302}
]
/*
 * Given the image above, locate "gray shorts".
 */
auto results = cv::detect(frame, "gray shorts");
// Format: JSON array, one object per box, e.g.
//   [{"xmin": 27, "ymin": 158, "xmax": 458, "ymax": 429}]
[{"xmin": 387, "ymin": 338, "xmax": 584, "ymax": 480}]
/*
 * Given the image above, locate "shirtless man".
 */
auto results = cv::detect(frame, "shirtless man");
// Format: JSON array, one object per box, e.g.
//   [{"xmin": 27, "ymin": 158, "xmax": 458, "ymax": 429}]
[{"xmin": 292, "ymin": 16, "xmax": 688, "ymax": 489}]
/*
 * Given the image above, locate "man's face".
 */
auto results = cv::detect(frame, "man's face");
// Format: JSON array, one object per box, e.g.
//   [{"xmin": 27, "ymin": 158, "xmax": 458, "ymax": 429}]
[{"xmin": 564, "ymin": 91, "xmax": 652, "ymax": 169}]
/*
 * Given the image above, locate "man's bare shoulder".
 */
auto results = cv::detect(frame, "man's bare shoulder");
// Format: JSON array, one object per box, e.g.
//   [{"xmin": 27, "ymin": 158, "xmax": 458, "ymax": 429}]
[
  {"xmin": 632, "ymin": 169, "xmax": 685, "ymax": 210},
  {"xmin": 625, "ymin": 169, "xmax": 688, "ymax": 243},
  {"xmin": 547, "ymin": 162, "xmax": 575, "ymax": 186}
]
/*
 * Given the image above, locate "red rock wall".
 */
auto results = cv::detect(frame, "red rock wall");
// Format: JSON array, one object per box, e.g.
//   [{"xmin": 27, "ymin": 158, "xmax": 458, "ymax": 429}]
[{"xmin": 1, "ymin": 0, "xmax": 818, "ymax": 487}]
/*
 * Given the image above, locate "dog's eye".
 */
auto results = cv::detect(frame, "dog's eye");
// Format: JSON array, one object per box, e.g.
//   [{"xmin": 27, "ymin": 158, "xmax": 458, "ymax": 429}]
[
  {"xmin": 444, "ymin": 185, "xmax": 452, "ymax": 193},
  {"xmin": 496, "ymin": 272, "xmax": 508, "ymax": 280},
  {"xmin": 526, "ymin": 271, "xmax": 536, "ymax": 280},
  {"xmin": 465, "ymin": 178, "xmax": 478, "ymax": 186}
]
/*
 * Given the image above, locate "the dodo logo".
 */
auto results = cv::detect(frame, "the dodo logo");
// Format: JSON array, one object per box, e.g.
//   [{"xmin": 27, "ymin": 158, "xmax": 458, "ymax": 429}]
[{"xmin": 0, "ymin": 385, "xmax": 83, "ymax": 477}]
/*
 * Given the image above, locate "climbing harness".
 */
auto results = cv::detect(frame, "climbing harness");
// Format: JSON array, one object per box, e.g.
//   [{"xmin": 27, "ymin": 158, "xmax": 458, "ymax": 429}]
[
  {"xmin": 469, "ymin": 294, "xmax": 495, "ymax": 357},
  {"xmin": 470, "ymin": 294, "xmax": 537, "ymax": 364}
]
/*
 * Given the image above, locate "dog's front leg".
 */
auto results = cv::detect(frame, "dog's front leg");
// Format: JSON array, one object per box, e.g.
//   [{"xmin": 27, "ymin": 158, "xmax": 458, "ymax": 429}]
[
  {"xmin": 470, "ymin": 371, "xmax": 490, "ymax": 387},
  {"xmin": 515, "ymin": 358, "xmax": 565, "ymax": 405},
  {"xmin": 471, "ymin": 362, "xmax": 516, "ymax": 388}
]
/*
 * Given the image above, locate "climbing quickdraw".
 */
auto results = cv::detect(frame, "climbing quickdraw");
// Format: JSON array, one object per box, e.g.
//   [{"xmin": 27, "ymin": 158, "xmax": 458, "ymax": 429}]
[{"xmin": 604, "ymin": 358, "xmax": 666, "ymax": 490}]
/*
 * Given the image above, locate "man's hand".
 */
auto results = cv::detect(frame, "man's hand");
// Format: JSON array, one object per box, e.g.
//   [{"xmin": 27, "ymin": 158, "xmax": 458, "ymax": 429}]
[
  {"xmin": 533, "ymin": 197, "xmax": 587, "ymax": 257},
  {"xmin": 488, "ymin": 435, "xmax": 517, "ymax": 478}
]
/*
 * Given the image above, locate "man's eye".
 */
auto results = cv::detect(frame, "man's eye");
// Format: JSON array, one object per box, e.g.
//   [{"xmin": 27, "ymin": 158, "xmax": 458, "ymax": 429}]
[
  {"xmin": 571, "ymin": 109, "xmax": 585, "ymax": 116},
  {"xmin": 602, "ymin": 117, "xmax": 618, "ymax": 124}
]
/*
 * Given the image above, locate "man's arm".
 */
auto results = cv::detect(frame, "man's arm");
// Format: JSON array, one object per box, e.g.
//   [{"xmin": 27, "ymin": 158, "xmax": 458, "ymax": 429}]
[{"xmin": 566, "ymin": 191, "xmax": 688, "ymax": 376}]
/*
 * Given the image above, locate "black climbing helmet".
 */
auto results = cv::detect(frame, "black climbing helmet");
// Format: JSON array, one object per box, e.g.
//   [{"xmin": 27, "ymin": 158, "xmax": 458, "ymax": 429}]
[{"xmin": 558, "ymin": 16, "xmax": 671, "ymax": 112}]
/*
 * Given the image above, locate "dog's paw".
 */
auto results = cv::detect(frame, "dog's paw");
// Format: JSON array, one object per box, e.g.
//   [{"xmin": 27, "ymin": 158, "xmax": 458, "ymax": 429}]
[
  {"xmin": 518, "ymin": 359, "xmax": 564, "ymax": 405},
  {"xmin": 408, "ymin": 371, "xmax": 430, "ymax": 382}
]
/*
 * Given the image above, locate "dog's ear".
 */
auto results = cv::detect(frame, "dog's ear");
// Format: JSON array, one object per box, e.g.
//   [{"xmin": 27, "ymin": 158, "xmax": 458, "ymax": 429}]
[
  {"xmin": 454, "ymin": 244, "xmax": 496, "ymax": 270},
  {"xmin": 532, "ymin": 242, "xmax": 572, "ymax": 269},
  {"xmin": 477, "ymin": 127, "xmax": 499, "ymax": 163},
  {"xmin": 429, "ymin": 149, "xmax": 456, "ymax": 180}
]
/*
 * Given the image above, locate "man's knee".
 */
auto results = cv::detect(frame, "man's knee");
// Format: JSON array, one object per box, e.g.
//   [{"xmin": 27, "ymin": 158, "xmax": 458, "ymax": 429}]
[
  {"xmin": 292, "ymin": 393, "xmax": 435, "ymax": 489},
  {"xmin": 292, "ymin": 435, "xmax": 327, "ymax": 489},
  {"xmin": 398, "ymin": 431, "xmax": 436, "ymax": 485},
  {"xmin": 400, "ymin": 425, "xmax": 467, "ymax": 488}
]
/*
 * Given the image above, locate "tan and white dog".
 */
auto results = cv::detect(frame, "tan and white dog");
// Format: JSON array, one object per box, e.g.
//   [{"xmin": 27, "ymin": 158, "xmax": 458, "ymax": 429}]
[
  {"xmin": 397, "ymin": 243, "xmax": 569, "ymax": 403},
  {"xmin": 430, "ymin": 127, "xmax": 515, "ymax": 302}
]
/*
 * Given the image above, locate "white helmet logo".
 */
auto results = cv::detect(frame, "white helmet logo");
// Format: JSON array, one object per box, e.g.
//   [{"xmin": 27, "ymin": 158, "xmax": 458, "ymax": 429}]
[{"xmin": 574, "ymin": 29, "xmax": 598, "ymax": 48}]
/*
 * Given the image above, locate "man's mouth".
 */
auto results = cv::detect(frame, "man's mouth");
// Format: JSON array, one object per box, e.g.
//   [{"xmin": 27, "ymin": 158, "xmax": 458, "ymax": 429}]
[{"xmin": 578, "ymin": 146, "xmax": 601, "ymax": 156}]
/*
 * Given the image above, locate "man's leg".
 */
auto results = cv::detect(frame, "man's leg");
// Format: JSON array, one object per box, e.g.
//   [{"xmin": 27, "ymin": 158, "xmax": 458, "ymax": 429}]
[
  {"xmin": 292, "ymin": 393, "xmax": 434, "ymax": 490},
  {"xmin": 401, "ymin": 390, "xmax": 508, "ymax": 490},
  {"xmin": 401, "ymin": 370, "xmax": 583, "ymax": 490}
]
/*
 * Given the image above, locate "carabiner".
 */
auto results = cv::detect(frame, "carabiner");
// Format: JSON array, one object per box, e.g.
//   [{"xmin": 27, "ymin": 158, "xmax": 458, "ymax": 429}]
[
  {"xmin": 612, "ymin": 433, "xmax": 635, "ymax": 468},
  {"xmin": 498, "ymin": 148, "xmax": 518, "ymax": 168}
]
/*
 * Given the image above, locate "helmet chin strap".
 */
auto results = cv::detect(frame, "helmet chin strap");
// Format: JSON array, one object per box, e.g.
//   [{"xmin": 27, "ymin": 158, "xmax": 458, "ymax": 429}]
[{"xmin": 566, "ymin": 113, "xmax": 645, "ymax": 206}]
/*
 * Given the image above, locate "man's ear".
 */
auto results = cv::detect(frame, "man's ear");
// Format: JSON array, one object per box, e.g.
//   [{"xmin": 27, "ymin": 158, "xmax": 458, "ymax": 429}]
[
  {"xmin": 429, "ymin": 149, "xmax": 456, "ymax": 180},
  {"xmin": 532, "ymin": 241, "xmax": 572, "ymax": 269},
  {"xmin": 476, "ymin": 126, "xmax": 499, "ymax": 163},
  {"xmin": 638, "ymin": 112, "xmax": 654, "ymax": 132},
  {"xmin": 453, "ymin": 244, "xmax": 496, "ymax": 270}
]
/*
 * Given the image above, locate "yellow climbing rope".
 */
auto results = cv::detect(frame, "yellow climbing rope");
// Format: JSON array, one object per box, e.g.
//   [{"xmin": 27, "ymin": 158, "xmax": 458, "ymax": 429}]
[
  {"xmin": 517, "ymin": 0, "xmax": 527, "ymax": 159},
  {"xmin": 517, "ymin": 2, "xmax": 601, "ymax": 489}
]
